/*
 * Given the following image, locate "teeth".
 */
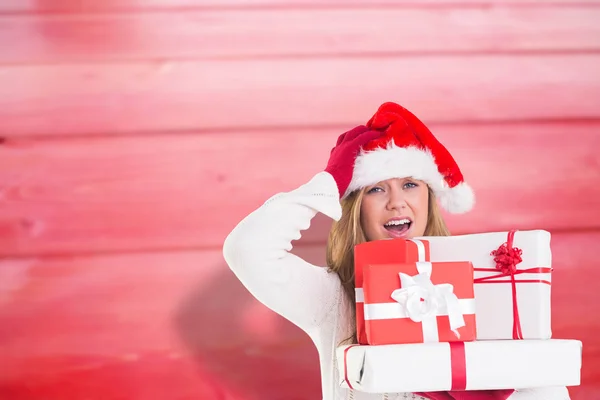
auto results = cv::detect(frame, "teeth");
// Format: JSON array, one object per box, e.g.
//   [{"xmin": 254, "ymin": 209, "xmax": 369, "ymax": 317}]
[{"xmin": 385, "ymin": 219, "xmax": 410, "ymax": 227}]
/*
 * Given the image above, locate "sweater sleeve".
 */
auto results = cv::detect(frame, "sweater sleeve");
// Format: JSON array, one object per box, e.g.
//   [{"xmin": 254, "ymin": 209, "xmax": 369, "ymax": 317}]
[{"xmin": 222, "ymin": 171, "xmax": 343, "ymax": 333}]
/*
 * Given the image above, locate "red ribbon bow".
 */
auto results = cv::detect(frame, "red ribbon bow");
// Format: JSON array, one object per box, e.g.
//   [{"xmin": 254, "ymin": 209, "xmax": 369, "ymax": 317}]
[{"xmin": 490, "ymin": 232, "xmax": 523, "ymax": 275}]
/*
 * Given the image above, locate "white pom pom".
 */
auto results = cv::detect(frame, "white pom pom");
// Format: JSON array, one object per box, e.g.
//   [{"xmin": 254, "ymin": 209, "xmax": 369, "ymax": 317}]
[{"xmin": 439, "ymin": 182, "xmax": 475, "ymax": 214}]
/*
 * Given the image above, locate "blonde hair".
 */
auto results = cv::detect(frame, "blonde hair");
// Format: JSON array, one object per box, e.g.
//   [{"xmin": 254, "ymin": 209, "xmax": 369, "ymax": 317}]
[{"xmin": 325, "ymin": 186, "xmax": 450, "ymax": 344}]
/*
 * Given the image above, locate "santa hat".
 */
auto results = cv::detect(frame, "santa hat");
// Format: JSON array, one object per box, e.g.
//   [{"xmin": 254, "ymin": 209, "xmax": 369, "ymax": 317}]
[{"xmin": 343, "ymin": 102, "xmax": 475, "ymax": 214}]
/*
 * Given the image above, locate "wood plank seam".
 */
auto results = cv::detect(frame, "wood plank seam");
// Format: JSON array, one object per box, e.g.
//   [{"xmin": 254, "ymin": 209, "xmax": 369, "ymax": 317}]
[
  {"xmin": 3, "ymin": 117, "xmax": 600, "ymax": 141},
  {"xmin": 3, "ymin": 2, "xmax": 600, "ymax": 15}
]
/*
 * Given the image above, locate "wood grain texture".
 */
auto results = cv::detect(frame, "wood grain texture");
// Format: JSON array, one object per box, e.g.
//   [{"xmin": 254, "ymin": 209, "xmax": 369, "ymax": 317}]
[
  {"xmin": 2, "ymin": 0, "xmax": 600, "ymax": 14},
  {"xmin": 1, "ymin": 121, "xmax": 599, "ymax": 256},
  {"xmin": 0, "ymin": 249, "xmax": 322, "ymax": 400},
  {"xmin": 1, "ymin": 54, "xmax": 599, "ymax": 137},
  {"xmin": 1, "ymin": 7, "xmax": 599, "ymax": 64},
  {"xmin": 0, "ymin": 231, "xmax": 597, "ymax": 399}
]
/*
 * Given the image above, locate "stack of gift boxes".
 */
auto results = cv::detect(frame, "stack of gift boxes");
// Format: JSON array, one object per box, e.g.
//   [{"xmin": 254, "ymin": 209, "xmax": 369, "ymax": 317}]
[{"xmin": 337, "ymin": 230, "xmax": 582, "ymax": 394}]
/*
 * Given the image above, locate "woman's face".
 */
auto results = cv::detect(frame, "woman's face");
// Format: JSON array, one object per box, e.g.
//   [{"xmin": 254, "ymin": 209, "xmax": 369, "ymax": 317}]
[{"xmin": 360, "ymin": 177, "xmax": 429, "ymax": 241}]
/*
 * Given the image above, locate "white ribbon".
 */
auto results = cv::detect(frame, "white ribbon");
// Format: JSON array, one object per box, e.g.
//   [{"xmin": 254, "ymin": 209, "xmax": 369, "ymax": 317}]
[
  {"xmin": 390, "ymin": 262, "xmax": 466, "ymax": 342},
  {"xmin": 407, "ymin": 239, "xmax": 427, "ymax": 262}
]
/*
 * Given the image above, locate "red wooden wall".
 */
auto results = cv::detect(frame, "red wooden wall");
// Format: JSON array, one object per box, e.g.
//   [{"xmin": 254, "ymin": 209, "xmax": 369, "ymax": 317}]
[{"xmin": 0, "ymin": 1, "xmax": 599, "ymax": 399}]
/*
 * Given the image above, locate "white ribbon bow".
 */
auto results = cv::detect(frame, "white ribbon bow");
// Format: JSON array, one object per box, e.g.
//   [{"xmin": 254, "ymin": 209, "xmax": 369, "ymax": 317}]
[{"xmin": 390, "ymin": 270, "xmax": 466, "ymax": 341}]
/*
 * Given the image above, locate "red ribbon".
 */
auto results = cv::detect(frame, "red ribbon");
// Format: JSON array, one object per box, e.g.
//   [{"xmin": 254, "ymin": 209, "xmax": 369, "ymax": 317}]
[
  {"xmin": 450, "ymin": 342, "xmax": 467, "ymax": 390},
  {"xmin": 496, "ymin": 230, "xmax": 522, "ymax": 339},
  {"xmin": 473, "ymin": 267, "xmax": 552, "ymax": 286},
  {"xmin": 343, "ymin": 345, "xmax": 359, "ymax": 390},
  {"xmin": 471, "ymin": 230, "xmax": 553, "ymax": 340}
]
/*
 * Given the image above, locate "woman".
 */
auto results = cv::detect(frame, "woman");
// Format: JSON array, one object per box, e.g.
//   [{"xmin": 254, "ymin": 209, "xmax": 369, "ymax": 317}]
[{"xmin": 223, "ymin": 102, "xmax": 570, "ymax": 400}]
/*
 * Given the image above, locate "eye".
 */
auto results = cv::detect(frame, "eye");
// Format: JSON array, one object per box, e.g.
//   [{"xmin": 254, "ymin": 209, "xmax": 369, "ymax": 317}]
[
  {"xmin": 403, "ymin": 181, "xmax": 418, "ymax": 189},
  {"xmin": 367, "ymin": 186, "xmax": 383, "ymax": 194}
]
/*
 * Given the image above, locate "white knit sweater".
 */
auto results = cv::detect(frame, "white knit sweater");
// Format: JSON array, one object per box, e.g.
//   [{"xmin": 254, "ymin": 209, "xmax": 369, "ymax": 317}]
[{"xmin": 222, "ymin": 171, "xmax": 571, "ymax": 400}]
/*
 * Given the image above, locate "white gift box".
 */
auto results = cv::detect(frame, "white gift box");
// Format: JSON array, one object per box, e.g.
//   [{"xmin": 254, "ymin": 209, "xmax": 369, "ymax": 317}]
[
  {"xmin": 416, "ymin": 230, "xmax": 552, "ymax": 340},
  {"xmin": 337, "ymin": 339, "xmax": 582, "ymax": 393}
]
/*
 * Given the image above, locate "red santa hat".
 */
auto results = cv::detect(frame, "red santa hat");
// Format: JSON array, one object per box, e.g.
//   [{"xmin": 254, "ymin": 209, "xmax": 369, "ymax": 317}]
[{"xmin": 342, "ymin": 102, "xmax": 475, "ymax": 214}]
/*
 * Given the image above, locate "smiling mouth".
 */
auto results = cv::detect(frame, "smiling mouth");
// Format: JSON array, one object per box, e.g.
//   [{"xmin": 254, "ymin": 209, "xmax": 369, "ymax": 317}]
[{"xmin": 384, "ymin": 219, "xmax": 412, "ymax": 236}]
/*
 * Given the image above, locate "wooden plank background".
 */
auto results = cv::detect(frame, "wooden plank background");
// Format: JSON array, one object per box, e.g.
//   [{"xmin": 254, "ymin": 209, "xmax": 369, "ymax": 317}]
[
  {"xmin": 0, "ymin": 1, "xmax": 598, "ymax": 399},
  {"xmin": 2, "ymin": 55, "xmax": 600, "ymax": 137},
  {"xmin": 1, "ymin": 7, "xmax": 599, "ymax": 64},
  {"xmin": 0, "ymin": 0, "xmax": 600, "ymax": 14},
  {"xmin": 2, "ymin": 1, "xmax": 600, "ymax": 13},
  {"xmin": 1, "ymin": 122, "xmax": 600, "ymax": 256}
]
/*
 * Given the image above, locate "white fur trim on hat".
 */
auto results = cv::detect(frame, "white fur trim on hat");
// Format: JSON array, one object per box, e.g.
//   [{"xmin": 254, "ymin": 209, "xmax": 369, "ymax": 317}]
[{"xmin": 342, "ymin": 142, "xmax": 475, "ymax": 214}]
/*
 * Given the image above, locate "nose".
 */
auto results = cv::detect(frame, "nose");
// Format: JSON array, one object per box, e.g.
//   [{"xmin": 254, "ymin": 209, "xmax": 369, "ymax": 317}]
[{"xmin": 385, "ymin": 183, "xmax": 408, "ymax": 211}]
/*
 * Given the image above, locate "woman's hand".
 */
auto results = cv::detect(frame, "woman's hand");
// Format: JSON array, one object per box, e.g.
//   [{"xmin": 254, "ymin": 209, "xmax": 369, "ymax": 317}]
[{"xmin": 325, "ymin": 125, "xmax": 384, "ymax": 198}]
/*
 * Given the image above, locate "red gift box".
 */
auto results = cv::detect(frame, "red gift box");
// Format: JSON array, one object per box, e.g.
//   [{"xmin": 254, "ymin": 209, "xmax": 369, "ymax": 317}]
[
  {"xmin": 354, "ymin": 239, "xmax": 430, "ymax": 344},
  {"xmin": 363, "ymin": 261, "xmax": 477, "ymax": 345}
]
